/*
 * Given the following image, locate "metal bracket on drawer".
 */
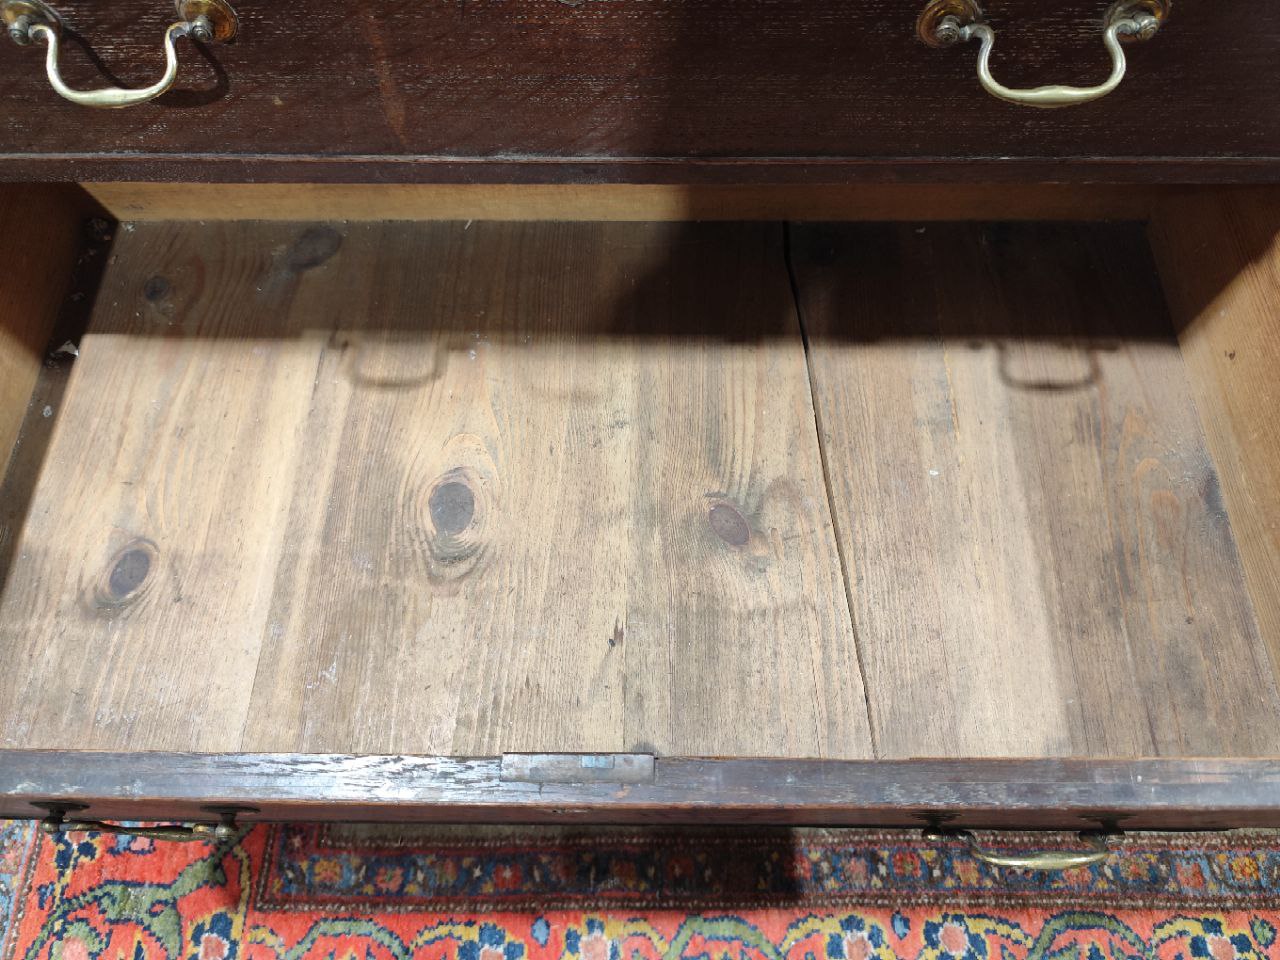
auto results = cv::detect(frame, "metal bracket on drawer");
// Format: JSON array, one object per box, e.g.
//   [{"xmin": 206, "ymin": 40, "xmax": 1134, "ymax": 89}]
[
  {"xmin": 33, "ymin": 802, "xmax": 256, "ymax": 843},
  {"xmin": 3, "ymin": 0, "xmax": 238, "ymax": 108},
  {"xmin": 922, "ymin": 821, "xmax": 1123, "ymax": 872},
  {"xmin": 501, "ymin": 753, "xmax": 656, "ymax": 785},
  {"xmin": 916, "ymin": 0, "xmax": 1170, "ymax": 108}
]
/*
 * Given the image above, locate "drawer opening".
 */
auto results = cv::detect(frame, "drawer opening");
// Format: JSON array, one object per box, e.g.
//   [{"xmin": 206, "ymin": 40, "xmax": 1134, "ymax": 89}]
[{"xmin": 0, "ymin": 184, "xmax": 1277, "ymax": 768}]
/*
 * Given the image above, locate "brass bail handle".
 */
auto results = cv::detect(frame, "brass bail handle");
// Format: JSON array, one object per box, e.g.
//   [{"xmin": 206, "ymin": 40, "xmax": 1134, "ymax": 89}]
[
  {"xmin": 923, "ymin": 826, "xmax": 1119, "ymax": 871},
  {"xmin": 2, "ymin": 0, "xmax": 238, "ymax": 109},
  {"xmin": 917, "ymin": 0, "xmax": 1169, "ymax": 108},
  {"xmin": 36, "ymin": 804, "xmax": 252, "ymax": 844}
]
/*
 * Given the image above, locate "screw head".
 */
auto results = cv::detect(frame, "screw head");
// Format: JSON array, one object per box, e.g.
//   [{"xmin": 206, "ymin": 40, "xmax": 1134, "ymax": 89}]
[
  {"xmin": 1115, "ymin": 11, "xmax": 1160, "ymax": 40},
  {"xmin": 934, "ymin": 14, "xmax": 964, "ymax": 45},
  {"xmin": 188, "ymin": 14, "xmax": 213, "ymax": 41},
  {"xmin": 1131, "ymin": 13, "xmax": 1160, "ymax": 40},
  {"xmin": 175, "ymin": 0, "xmax": 238, "ymax": 42},
  {"xmin": 917, "ymin": 0, "xmax": 983, "ymax": 49},
  {"xmin": 6, "ymin": 12, "xmax": 30, "ymax": 43},
  {"xmin": 1109, "ymin": 0, "xmax": 1167, "ymax": 41}
]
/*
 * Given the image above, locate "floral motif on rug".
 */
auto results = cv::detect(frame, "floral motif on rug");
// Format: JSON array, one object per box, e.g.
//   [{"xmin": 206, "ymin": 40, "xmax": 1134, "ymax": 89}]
[{"xmin": 2, "ymin": 822, "xmax": 1279, "ymax": 960}]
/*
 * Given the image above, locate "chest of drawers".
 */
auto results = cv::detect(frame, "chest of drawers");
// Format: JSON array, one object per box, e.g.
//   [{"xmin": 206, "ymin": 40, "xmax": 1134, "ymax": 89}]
[{"xmin": 0, "ymin": 0, "xmax": 1278, "ymax": 870}]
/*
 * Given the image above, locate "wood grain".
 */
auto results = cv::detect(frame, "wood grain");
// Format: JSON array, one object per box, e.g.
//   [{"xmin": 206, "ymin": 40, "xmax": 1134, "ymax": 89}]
[
  {"xmin": 239, "ymin": 220, "xmax": 869, "ymax": 758},
  {"xmin": 0, "ymin": 225, "xmax": 336, "ymax": 752},
  {"xmin": 1149, "ymin": 191, "xmax": 1280, "ymax": 687},
  {"xmin": 6, "ymin": 215, "xmax": 1278, "ymax": 767},
  {"xmin": 0, "ymin": 0, "xmax": 1277, "ymax": 183},
  {"xmin": 792, "ymin": 222, "xmax": 1280, "ymax": 759},
  {"xmin": 81, "ymin": 182, "xmax": 1170, "ymax": 224},
  {"xmin": 0, "ymin": 219, "xmax": 872, "ymax": 759},
  {"xmin": 5, "ymin": 751, "xmax": 1280, "ymax": 831},
  {"xmin": 0, "ymin": 185, "xmax": 83, "ymax": 469}
]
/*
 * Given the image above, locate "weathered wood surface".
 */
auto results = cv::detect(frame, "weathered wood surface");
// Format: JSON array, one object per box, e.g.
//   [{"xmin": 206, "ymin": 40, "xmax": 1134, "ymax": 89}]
[
  {"xmin": 792, "ymin": 221, "xmax": 1280, "ymax": 760},
  {"xmin": 1150, "ymin": 190, "xmax": 1280, "ymax": 688},
  {"xmin": 0, "ymin": 1, "xmax": 1276, "ymax": 183},
  {"xmin": 0, "ymin": 224, "xmax": 336, "ymax": 753},
  {"xmin": 1, "ymin": 216, "xmax": 1277, "ymax": 777},
  {"xmin": 4, "ymin": 751, "xmax": 1280, "ymax": 831},
  {"xmin": 0, "ymin": 219, "xmax": 872, "ymax": 759}
]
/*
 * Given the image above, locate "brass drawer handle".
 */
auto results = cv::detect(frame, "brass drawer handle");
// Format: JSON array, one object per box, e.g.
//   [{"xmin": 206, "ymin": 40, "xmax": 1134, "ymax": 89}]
[
  {"xmin": 924, "ymin": 827, "xmax": 1118, "ymax": 871},
  {"xmin": 917, "ymin": 0, "xmax": 1168, "ymax": 108},
  {"xmin": 36, "ymin": 804, "xmax": 246, "ymax": 843},
  {"xmin": 3, "ymin": 0, "xmax": 237, "ymax": 109}
]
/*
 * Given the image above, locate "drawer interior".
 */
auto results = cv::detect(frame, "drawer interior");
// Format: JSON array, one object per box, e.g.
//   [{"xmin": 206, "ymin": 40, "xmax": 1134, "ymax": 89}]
[{"xmin": 1, "ymin": 184, "xmax": 1277, "ymax": 764}]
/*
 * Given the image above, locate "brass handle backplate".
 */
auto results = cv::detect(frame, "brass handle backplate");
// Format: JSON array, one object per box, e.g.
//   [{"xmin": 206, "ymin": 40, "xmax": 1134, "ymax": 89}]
[
  {"xmin": 3, "ymin": 0, "xmax": 237, "ymax": 108},
  {"xmin": 917, "ymin": 0, "xmax": 1169, "ymax": 108},
  {"xmin": 924, "ymin": 827, "xmax": 1119, "ymax": 871}
]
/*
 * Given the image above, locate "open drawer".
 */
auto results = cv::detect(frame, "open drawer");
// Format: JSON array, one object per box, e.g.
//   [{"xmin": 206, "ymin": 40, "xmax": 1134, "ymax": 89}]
[{"xmin": 1, "ymin": 184, "xmax": 1278, "ymax": 857}]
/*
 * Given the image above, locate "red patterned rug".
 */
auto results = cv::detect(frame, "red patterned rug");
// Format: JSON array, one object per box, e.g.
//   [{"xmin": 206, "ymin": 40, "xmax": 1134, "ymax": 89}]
[{"xmin": 2, "ymin": 822, "xmax": 1278, "ymax": 960}]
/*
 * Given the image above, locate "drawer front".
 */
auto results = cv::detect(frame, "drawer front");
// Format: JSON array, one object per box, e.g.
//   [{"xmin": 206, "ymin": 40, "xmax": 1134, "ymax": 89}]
[
  {"xmin": 0, "ymin": 0, "xmax": 1276, "ymax": 183},
  {"xmin": 5, "ymin": 753, "xmax": 1280, "ymax": 833}
]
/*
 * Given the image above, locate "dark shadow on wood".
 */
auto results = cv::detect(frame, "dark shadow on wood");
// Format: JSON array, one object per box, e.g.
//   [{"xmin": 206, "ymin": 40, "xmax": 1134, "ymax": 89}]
[
  {"xmin": 0, "ymin": 216, "xmax": 114, "ymax": 597},
  {"xmin": 67, "ymin": 218, "xmax": 1240, "ymax": 344}
]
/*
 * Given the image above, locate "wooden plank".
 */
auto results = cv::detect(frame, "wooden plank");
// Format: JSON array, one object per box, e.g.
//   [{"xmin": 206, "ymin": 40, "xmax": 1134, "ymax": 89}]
[
  {"xmin": 4, "ymin": 751, "xmax": 1280, "ymax": 831},
  {"xmin": 1149, "ymin": 190, "xmax": 1280, "ymax": 684},
  {"xmin": 1, "ymin": 1, "xmax": 1278, "ymax": 183},
  {"xmin": 239, "ymin": 220, "xmax": 869, "ymax": 759},
  {"xmin": 0, "ymin": 185, "xmax": 83, "ymax": 469},
  {"xmin": 793, "ymin": 222, "xmax": 1280, "ymax": 759},
  {"xmin": 82, "ymin": 183, "xmax": 1169, "ymax": 225},
  {"xmin": 22, "ymin": 159, "xmax": 1280, "ymax": 186},
  {"xmin": 0, "ymin": 224, "xmax": 336, "ymax": 752},
  {"xmin": 0, "ymin": 220, "xmax": 872, "ymax": 760}
]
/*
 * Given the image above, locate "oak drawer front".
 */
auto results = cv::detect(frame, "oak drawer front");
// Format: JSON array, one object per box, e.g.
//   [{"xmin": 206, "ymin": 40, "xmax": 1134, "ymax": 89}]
[{"xmin": 0, "ymin": 0, "xmax": 1277, "ymax": 183}]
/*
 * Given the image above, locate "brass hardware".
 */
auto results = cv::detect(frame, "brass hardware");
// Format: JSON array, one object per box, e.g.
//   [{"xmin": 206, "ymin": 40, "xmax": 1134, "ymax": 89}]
[
  {"xmin": 924, "ymin": 827, "xmax": 1119, "ymax": 871},
  {"xmin": 3, "ymin": 0, "xmax": 58, "ymax": 45},
  {"xmin": 2, "ymin": 0, "xmax": 237, "ymax": 108},
  {"xmin": 175, "ymin": 0, "xmax": 238, "ymax": 43},
  {"xmin": 36, "ymin": 803, "xmax": 251, "ymax": 843},
  {"xmin": 917, "ymin": 0, "xmax": 983, "ymax": 47},
  {"xmin": 917, "ymin": 0, "xmax": 1169, "ymax": 108}
]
